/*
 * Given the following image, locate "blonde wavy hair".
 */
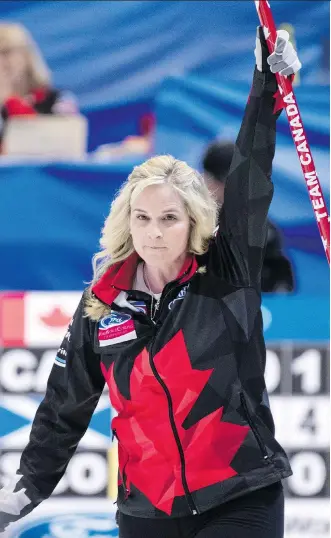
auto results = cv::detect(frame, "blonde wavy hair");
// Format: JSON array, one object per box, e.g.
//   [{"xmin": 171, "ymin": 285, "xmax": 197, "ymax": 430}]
[{"xmin": 0, "ymin": 23, "xmax": 51, "ymax": 93}]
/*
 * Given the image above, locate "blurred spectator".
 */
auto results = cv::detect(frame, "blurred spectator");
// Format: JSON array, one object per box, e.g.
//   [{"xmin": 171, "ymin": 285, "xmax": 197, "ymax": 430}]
[
  {"xmin": 202, "ymin": 140, "xmax": 295, "ymax": 293},
  {"xmin": 0, "ymin": 22, "xmax": 78, "ymax": 148}
]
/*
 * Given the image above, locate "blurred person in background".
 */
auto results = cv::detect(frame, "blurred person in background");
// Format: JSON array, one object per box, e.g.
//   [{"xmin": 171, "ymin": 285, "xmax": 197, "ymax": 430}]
[
  {"xmin": 203, "ymin": 141, "xmax": 295, "ymax": 293},
  {"xmin": 0, "ymin": 22, "xmax": 78, "ymax": 149},
  {"xmin": 0, "ymin": 27, "xmax": 301, "ymax": 538}
]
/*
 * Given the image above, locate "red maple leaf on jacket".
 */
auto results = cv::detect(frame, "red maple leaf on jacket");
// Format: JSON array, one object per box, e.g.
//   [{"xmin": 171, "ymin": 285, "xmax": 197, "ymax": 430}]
[{"xmin": 102, "ymin": 330, "xmax": 249, "ymax": 515}]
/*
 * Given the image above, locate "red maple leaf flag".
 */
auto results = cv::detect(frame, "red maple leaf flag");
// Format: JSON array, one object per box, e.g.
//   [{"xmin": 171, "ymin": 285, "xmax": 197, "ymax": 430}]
[
  {"xmin": 40, "ymin": 306, "xmax": 72, "ymax": 328},
  {"xmin": 103, "ymin": 330, "xmax": 249, "ymax": 515}
]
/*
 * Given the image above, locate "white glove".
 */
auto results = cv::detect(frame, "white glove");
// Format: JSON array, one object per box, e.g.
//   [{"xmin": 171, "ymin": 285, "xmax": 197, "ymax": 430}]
[
  {"xmin": 255, "ymin": 28, "xmax": 302, "ymax": 76},
  {"xmin": 268, "ymin": 29, "xmax": 302, "ymax": 76},
  {"xmin": 0, "ymin": 476, "xmax": 32, "ymax": 532}
]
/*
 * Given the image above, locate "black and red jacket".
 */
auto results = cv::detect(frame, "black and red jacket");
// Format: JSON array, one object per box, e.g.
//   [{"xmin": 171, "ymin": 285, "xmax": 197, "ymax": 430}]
[{"xmin": 0, "ymin": 67, "xmax": 292, "ymax": 530}]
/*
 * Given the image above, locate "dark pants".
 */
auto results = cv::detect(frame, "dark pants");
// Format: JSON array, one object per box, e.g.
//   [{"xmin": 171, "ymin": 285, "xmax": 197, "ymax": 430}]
[{"xmin": 118, "ymin": 482, "xmax": 284, "ymax": 538}]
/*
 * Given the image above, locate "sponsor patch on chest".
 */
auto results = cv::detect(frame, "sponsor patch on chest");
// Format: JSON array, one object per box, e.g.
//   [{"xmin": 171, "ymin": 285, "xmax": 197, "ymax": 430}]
[{"xmin": 98, "ymin": 311, "xmax": 137, "ymax": 346}]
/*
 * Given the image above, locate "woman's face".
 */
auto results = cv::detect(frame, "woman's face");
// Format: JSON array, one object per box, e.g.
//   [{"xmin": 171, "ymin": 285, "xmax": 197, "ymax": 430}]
[{"xmin": 130, "ymin": 184, "xmax": 191, "ymax": 268}]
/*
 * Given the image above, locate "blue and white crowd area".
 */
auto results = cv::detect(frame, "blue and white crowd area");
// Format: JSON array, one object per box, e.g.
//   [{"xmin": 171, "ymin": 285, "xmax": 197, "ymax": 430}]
[{"xmin": 0, "ymin": 2, "xmax": 329, "ymax": 537}]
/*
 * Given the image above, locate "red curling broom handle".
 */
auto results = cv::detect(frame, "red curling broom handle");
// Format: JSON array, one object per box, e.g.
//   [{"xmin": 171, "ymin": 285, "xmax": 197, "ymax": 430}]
[{"xmin": 254, "ymin": 0, "xmax": 330, "ymax": 264}]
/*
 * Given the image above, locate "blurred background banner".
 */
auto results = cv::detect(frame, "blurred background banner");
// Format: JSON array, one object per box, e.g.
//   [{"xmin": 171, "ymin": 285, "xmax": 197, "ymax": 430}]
[
  {"xmin": 0, "ymin": 0, "xmax": 328, "ymax": 105},
  {"xmin": 0, "ymin": 0, "xmax": 329, "ymax": 145},
  {"xmin": 0, "ymin": 1, "xmax": 329, "ymax": 537}
]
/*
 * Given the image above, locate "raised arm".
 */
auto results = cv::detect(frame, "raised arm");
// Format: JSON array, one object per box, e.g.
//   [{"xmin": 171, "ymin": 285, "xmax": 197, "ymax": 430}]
[
  {"xmin": 216, "ymin": 27, "xmax": 300, "ymax": 288},
  {"xmin": 0, "ymin": 294, "xmax": 104, "ymax": 532}
]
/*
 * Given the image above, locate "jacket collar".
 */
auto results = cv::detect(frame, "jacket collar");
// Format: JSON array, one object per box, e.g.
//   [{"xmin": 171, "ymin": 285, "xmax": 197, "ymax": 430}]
[{"xmin": 92, "ymin": 252, "xmax": 198, "ymax": 306}]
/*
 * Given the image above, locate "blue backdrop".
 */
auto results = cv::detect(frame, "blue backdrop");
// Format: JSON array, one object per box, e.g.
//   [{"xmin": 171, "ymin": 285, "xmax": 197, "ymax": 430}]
[
  {"xmin": 0, "ymin": 1, "xmax": 329, "ymax": 296},
  {"xmin": 0, "ymin": 1, "xmax": 328, "ymax": 107}
]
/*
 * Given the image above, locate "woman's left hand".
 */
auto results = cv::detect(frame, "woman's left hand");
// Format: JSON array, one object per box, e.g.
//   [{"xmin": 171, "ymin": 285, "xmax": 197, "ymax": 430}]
[
  {"xmin": 267, "ymin": 29, "xmax": 302, "ymax": 76},
  {"xmin": 255, "ymin": 26, "xmax": 302, "ymax": 76}
]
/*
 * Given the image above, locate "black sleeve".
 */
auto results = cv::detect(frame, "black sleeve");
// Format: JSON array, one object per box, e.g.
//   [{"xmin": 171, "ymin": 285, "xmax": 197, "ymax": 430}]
[
  {"xmin": 214, "ymin": 67, "xmax": 280, "ymax": 288},
  {"xmin": 0, "ymin": 293, "xmax": 104, "ymax": 532}
]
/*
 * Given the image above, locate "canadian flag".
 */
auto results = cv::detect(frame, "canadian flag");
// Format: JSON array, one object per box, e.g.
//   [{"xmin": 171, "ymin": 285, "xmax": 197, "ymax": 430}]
[{"xmin": 0, "ymin": 292, "xmax": 81, "ymax": 348}]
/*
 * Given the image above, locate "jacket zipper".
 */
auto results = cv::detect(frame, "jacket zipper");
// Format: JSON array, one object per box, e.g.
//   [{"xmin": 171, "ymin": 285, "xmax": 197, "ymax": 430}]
[
  {"xmin": 149, "ymin": 348, "xmax": 199, "ymax": 515},
  {"xmin": 240, "ymin": 392, "xmax": 271, "ymax": 462},
  {"xmin": 112, "ymin": 429, "xmax": 130, "ymax": 499},
  {"xmin": 149, "ymin": 272, "xmax": 199, "ymax": 514}
]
